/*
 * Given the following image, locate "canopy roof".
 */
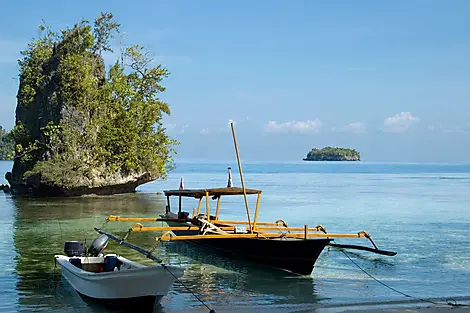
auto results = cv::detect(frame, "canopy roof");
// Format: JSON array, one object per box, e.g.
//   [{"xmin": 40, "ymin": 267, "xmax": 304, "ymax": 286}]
[{"xmin": 164, "ymin": 187, "xmax": 262, "ymax": 198}]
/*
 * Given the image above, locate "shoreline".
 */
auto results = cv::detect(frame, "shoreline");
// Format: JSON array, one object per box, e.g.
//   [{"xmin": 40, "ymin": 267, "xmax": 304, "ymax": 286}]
[
  {"xmin": 310, "ymin": 297, "xmax": 470, "ymax": 313},
  {"xmin": 165, "ymin": 297, "xmax": 470, "ymax": 313}
]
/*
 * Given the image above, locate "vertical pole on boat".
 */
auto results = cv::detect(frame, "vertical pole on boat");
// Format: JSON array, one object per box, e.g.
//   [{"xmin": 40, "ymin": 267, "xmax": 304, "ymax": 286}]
[
  {"xmin": 178, "ymin": 176, "xmax": 184, "ymax": 216},
  {"xmin": 253, "ymin": 193, "xmax": 261, "ymax": 231},
  {"xmin": 230, "ymin": 122, "xmax": 253, "ymax": 233},
  {"xmin": 205, "ymin": 191, "xmax": 210, "ymax": 222},
  {"xmin": 166, "ymin": 196, "xmax": 171, "ymax": 214},
  {"xmin": 178, "ymin": 196, "xmax": 182, "ymax": 216},
  {"xmin": 215, "ymin": 197, "xmax": 221, "ymax": 221},
  {"xmin": 304, "ymin": 225, "xmax": 308, "ymax": 240},
  {"xmin": 197, "ymin": 198, "xmax": 202, "ymax": 215}
]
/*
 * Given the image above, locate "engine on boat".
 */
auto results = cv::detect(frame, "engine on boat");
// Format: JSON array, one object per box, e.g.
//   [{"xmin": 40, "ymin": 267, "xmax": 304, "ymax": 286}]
[
  {"xmin": 64, "ymin": 234, "xmax": 110, "ymax": 257},
  {"xmin": 88, "ymin": 234, "xmax": 110, "ymax": 257},
  {"xmin": 64, "ymin": 241, "xmax": 85, "ymax": 257}
]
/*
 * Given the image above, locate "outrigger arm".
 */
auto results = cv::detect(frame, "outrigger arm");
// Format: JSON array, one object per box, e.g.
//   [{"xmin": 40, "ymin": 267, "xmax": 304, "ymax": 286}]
[
  {"xmin": 103, "ymin": 216, "xmax": 397, "ymax": 256},
  {"xmin": 327, "ymin": 243, "xmax": 397, "ymax": 256},
  {"xmin": 94, "ymin": 227, "xmax": 163, "ymax": 263}
]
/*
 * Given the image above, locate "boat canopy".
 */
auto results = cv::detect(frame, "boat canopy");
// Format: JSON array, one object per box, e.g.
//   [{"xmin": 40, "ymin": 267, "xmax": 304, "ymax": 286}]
[{"xmin": 164, "ymin": 187, "xmax": 262, "ymax": 198}]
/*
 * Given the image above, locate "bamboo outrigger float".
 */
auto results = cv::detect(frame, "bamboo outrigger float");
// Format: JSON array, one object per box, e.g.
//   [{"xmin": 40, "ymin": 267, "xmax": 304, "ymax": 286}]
[{"xmin": 101, "ymin": 122, "xmax": 396, "ymax": 275}]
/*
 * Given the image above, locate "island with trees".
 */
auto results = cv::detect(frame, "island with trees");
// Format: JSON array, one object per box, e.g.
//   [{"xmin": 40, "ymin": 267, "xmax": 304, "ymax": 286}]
[
  {"xmin": 5, "ymin": 13, "xmax": 177, "ymax": 196},
  {"xmin": 303, "ymin": 147, "xmax": 360, "ymax": 161}
]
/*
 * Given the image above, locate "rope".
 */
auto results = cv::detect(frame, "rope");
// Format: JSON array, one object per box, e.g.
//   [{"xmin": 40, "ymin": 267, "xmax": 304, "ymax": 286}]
[
  {"xmin": 162, "ymin": 264, "xmax": 215, "ymax": 313},
  {"xmin": 33, "ymin": 259, "xmax": 61, "ymax": 312},
  {"xmin": 334, "ymin": 240, "xmax": 468, "ymax": 308}
]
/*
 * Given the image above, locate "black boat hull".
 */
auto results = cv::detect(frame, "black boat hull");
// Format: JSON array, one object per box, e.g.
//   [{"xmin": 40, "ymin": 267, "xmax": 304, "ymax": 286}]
[
  {"xmin": 165, "ymin": 224, "xmax": 328, "ymax": 275},
  {"xmin": 163, "ymin": 214, "xmax": 330, "ymax": 275},
  {"xmin": 190, "ymin": 236, "xmax": 330, "ymax": 275},
  {"xmin": 77, "ymin": 293, "xmax": 161, "ymax": 313}
]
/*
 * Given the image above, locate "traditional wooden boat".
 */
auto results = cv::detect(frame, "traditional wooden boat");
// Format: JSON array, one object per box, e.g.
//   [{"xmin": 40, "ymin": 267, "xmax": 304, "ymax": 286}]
[
  {"xmin": 55, "ymin": 230, "xmax": 184, "ymax": 311},
  {"xmin": 100, "ymin": 122, "xmax": 396, "ymax": 276}
]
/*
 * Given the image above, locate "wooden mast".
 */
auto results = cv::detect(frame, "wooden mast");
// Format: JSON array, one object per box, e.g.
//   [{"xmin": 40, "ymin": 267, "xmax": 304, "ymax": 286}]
[{"xmin": 230, "ymin": 122, "xmax": 253, "ymax": 233}]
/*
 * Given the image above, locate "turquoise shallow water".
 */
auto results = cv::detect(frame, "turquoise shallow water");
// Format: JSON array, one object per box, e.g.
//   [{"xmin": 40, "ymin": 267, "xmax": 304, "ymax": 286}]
[{"xmin": 1, "ymin": 160, "xmax": 469, "ymax": 312}]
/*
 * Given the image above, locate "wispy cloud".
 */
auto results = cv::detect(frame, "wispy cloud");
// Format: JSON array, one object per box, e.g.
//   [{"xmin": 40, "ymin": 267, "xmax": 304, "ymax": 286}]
[
  {"xmin": 430, "ymin": 122, "xmax": 470, "ymax": 133},
  {"xmin": 199, "ymin": 128, "xmax": 209, "ymax": 135},
  {"xmin": 383, "ymin": 112, "xmax": 419, "ymax": 133},
  {"xmin": 264, "ymin": 119, "xmax": 322, "ymax": 134},
  {"xmin": 164, "ymin": 123, "xmax": 188, "ymax": 133},
  {"xmin": 179, "ymin": 124, "xmax": 189, "ymax": 133},
  {"xmin": 335, "ymin": 122, "xmax": 366, "ymax": 134},
  {"xmin": 164, "ymin": 123, "xmax": 177, "ymax": 130}
]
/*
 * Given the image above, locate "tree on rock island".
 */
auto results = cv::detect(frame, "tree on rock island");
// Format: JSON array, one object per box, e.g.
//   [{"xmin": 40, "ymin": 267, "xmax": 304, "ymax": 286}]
[{"xmin": 6, "ymin": 13, "xmax": 178, "ymax": 196}]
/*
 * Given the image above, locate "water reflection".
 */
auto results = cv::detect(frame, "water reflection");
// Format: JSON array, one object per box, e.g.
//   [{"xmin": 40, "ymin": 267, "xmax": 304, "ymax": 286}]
[
  {"xmin": 164, "ymin": 241, "xmax": 321, "ymax": 307},
  {"xmin": 11, "ymin": 193, "xmax": 322, "ymax": 312}
]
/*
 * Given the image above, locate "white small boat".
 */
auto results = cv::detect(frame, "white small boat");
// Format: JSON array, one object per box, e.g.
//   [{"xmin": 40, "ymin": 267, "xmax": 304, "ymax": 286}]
[{"xmin": 55, "ymin": 231, "xmax": 185, "ymax": 311}]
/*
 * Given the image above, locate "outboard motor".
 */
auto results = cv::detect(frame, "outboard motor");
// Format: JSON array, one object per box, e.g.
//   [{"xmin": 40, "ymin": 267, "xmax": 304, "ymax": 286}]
[
  {"xmin": 88, "ymin": 234, "xmax": 110, "ymax": 257},
  {"xmin": 64, "ymin": 241, "xmax": 85, "ymax": 257}
]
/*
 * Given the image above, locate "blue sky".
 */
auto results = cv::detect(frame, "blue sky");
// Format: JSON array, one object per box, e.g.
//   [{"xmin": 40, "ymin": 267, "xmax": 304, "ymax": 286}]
[{"xmin": 1, "ymin": 0, "xmax": 469, "ymax": 162}]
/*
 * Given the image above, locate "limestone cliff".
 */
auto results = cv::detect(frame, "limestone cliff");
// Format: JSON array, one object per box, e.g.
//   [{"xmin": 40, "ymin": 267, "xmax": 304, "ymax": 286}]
[{"xmin": 5, "ymin": 13, "xmax": 176, "ymax": 196}]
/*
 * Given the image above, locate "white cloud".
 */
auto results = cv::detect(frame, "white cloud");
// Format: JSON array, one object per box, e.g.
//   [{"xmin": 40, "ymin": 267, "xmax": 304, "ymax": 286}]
[
  {"xmin": 164, "ymin": 123, "xmax": 188, "ymax": 133},
  {"xmin": 335, "ymin": 122, "xmax": 366, "ymax": 135},
  {"xmin": 444, "ymin": 123, "xmax": 470, "ymax": 133},
  {"xmin": 264, "ymin": 119, "xmax": 322, "ymax": 134},
  {"xmin": 383, "ymin": 112, "xmax": 419, "ymax": 133},
  {"xmin": 428, "ymin": 124, "xmax": 441, "ymax": 132},
  {"xmin": 200, "ymin": 128, "xmax": 209, "ymax": 135},
  {"xmin": 428, "ymin": 123, "xmax": 470, "ymax": 133},
  {"xmin": 164, "ymin": 123, "xmax": 177, "ymax": 130},
  {"xmin": 179, "ymin": 124, "xmax": 189, "ymax": 133}
]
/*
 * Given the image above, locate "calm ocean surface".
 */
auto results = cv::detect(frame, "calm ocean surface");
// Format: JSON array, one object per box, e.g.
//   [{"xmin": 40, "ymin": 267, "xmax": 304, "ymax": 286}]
[{"xmin": 1, "ymin": 160, "xmax": 469, "ymax": 312}]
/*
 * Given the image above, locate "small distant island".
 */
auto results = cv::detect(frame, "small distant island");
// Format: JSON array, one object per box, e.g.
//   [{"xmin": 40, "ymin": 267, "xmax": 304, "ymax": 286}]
[{"xmin": 303, "ymin": 147, "xmax": 360, "ymax": 161}]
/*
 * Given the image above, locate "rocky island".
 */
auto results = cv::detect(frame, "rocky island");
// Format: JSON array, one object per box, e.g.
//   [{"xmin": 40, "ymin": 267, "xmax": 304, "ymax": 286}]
[
  {"xmin": 303, "ymin": 147, "xmax": 360, "ymax": 161},
  {"xmin": 5, "ymin": 13, "xmax": 177, "ymax": 197}
]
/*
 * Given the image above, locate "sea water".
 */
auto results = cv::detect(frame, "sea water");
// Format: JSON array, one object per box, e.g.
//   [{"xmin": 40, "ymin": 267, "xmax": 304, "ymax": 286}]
[{"xmin": 0, "ymin": 160, "xmax": 469, "ymax": 312}]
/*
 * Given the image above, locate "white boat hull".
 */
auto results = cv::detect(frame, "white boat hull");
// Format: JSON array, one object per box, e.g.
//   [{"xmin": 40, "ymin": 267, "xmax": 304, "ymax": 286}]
[{"xmin": 55, "ymin": 254, "xmax": 184, "ymax": 309}]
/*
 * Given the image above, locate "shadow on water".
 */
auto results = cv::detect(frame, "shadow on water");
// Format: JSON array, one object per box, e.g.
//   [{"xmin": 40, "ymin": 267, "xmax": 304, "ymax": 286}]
[{"xmin": 161, "ymin": 241, "xmax": 323, "ymax": 306}]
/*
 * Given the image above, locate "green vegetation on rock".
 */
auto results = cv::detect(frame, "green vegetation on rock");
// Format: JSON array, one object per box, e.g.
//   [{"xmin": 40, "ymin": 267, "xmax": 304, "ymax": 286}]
[
  {"xmin": 303, "ymin": 147, "xmax": 360, "ymax": 161},
  {"xmin": 6, "ymin": 13, "xmax": 178, "ymax": 196}
]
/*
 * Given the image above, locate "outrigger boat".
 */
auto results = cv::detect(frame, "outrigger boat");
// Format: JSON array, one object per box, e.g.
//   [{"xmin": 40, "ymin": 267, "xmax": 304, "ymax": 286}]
[{"xmin": 101, "ymin": 123, "xmax": 396, "ymax": 276}]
